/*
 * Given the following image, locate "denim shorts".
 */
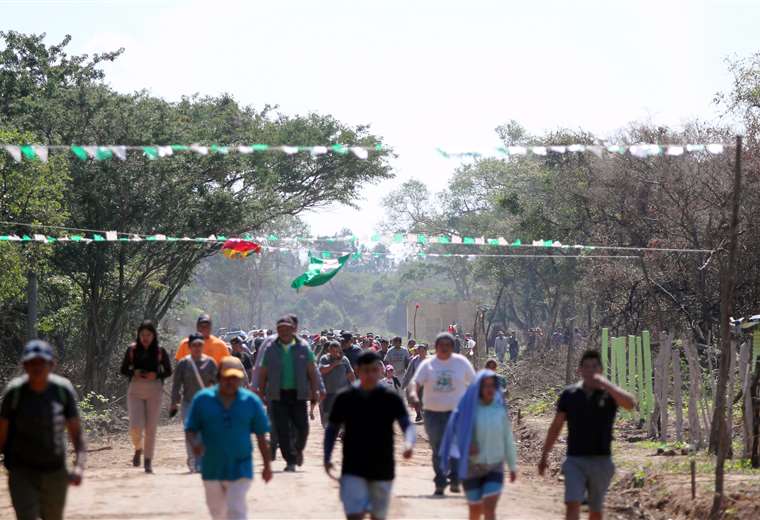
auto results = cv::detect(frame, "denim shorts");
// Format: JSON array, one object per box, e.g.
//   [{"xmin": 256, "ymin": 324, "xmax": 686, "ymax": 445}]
[
  {"xmin": 463, "ymin": 471, "xmax": 504, "ymax": 504},
  {"xmin": 340, "ymin": 474, "xmax": 393, "ymax": 520},
  {"xmin": 562, "ymin": 456, "xmax": 615, "ymax": 512}
]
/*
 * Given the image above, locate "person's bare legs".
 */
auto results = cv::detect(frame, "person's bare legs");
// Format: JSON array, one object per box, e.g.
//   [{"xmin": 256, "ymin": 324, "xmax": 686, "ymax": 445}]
[
  {"xmin": 589, "ymin": 511, "xmax": 603, "ymax": 520},
  {"xmin": 566, "ymin": 502, "xmax": 581, "ymax": 520},
  {"xmin": 468, "ymin": 502, "xmax": 483, "ymax": 520},
  {"xmin": 482, "ymin": 495, "xmax": 499, "ymax": 520}
]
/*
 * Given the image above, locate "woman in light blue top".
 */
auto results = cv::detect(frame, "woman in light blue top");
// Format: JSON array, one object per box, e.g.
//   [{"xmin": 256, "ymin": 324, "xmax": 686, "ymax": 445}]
[{"xmin": 439, "ymin": 370, "xmax": 518, "ymax": 520}]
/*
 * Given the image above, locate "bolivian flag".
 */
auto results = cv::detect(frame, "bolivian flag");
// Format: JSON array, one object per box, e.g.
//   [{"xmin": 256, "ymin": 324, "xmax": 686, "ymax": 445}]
[{"xmin": 221, "ymin": 239, "xmax": 262, "ymax": 259}]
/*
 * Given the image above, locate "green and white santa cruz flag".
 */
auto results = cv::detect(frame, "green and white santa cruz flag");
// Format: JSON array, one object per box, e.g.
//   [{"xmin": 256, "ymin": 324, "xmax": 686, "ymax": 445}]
[{"xmin": 291, "ymin": 252, "xmax": 351, "ymax": 290}]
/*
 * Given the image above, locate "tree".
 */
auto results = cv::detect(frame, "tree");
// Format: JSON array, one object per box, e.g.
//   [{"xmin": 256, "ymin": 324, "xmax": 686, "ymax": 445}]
[{"xmin": 0, "ymin": 32, "xmax": 392, "ymax": 391}]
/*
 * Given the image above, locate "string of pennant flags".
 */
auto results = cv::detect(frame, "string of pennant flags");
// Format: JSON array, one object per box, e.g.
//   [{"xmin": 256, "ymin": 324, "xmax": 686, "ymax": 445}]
[
  {"xmin": 0, "ymin": 224, "xmax": 714, "ymax": 255},
  {"xmin": 0, "ymin": 233, "xmax": 639, "ymax": 260},
  {"xmin": 0, "ymin": 141, "xmax": 728, "ymax": 163}
]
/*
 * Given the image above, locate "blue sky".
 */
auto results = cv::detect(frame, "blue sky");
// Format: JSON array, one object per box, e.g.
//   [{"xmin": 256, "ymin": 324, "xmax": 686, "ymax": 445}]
[{"xmin": 3, "ymin": 0, "xmax": 759, "ymax": 235}]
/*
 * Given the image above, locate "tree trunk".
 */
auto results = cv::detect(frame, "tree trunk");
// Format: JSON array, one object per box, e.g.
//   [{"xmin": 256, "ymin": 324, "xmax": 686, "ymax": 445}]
[
  {"xmin": 565, "ymin": 323, "xmax": 575, "ymax": 385},
  {"xmin": 26, "ymin": 270, "xmax": 38, "ymax": 341}
]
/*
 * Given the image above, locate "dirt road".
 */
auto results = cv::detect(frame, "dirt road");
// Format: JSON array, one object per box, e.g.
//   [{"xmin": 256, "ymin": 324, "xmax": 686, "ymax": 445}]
[{"xmin": 0, "ymin": 417, "xmax": 563, "ymax": 519}]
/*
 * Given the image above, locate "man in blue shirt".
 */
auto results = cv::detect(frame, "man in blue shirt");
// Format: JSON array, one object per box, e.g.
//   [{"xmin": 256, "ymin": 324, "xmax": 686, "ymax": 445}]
[{"xmin": 186, "ymin": 356, "xmax": 272, "ymax": 520}]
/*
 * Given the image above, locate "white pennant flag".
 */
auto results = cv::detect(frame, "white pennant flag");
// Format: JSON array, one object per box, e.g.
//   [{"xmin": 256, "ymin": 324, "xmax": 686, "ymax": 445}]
[
  {"xmin": 154, "ymin": 234, "xmax": 167, "ymax": 241},
  {"xmin": 498, "ymin": 237, "xmax": 508, "ymax": 245},
  {"xmin": 131, "ymin": 234, "xmax": 143, "ymax": 242},
  {"xmin": 106, "ymin": 231, "xmax": 118, "ymax": 241},
  {"xmin": 706, "ymin": 143, "xmax": 724, "ymax": 155},
  {"xmin": 191, "ymin": 144, "xmax": 209, "ymax": 156},
  {"xmin": 531, "ymin": 146, "xmax": 547, "ymax": 156},
  {"xmin": 666, "ymin": 145, "xmax": 684, "ymax": 156},
  {"xmin": 8, "ymin": 234, "xmax": 21, "ymax": 241},
  {"xmin": 532, "ymin": 240, "xmax": 543, "ymax": 247},
  {"xmin": 451, "ymin": 235, "xmax": 463, "ymax": 244},
  {"xmin": 567, "ymin": 144, "xmax": 586, "ymax": 153},
  {"xmin": 311, "ymin": 146, "xmax": 328, "ymax": 156},
  {"xmin": 4, "ymin": 146, "xmax": 22, "ymax": 162},
  {"xmin": 686, "ymin": 144, "xmax": 704, "ymax": 152},
  {"xmin": 629, "ymin": 145, "xmax": 649, "ymax": 158},
  {"xmin": 58, "ymin": 236, "xmax": 70, "ymax": 242},
  {"xmin": 587, "ymin": 146, "xmax": 603, "ymax": 158},
  {"xmin": 281, "ymin": 146, "xmax": 299, "ymax": 155},
  {"xmin": 406, "ymin": 233, "xmax": 417, "ymax": 243},
  {"xmin": 157, "ymin": 146, "xmax": 173, "ymax": 158},
  {"xmin": 34, "ymin": 234, "xmax": 47, "ymax": 242},
  {"xmin": 32, "ymin": 145, "xmax": 48, "ymax": 162},
  {"xmin": 507, "ymin": 146, "xmax": 527, "ymax": 156},
  {"xmin": 474, "ymin": 237, "xmax": 485, "ymax": 245},
  {"xmin": 83, "ymin": 146, "xmax": 99, "ymax": 159},
  {"xmin": 237, "ymin": 145, "xmax": 253, "ymax": 154},
  {"xmin": 350, "ymin": 147, "xmax": 369, "ymax": 159},
  {"xmin": 549, "ymin": 145, "xmax": 566, "ymax": 154},
  {"xmin": 110, "ymin": 146, "xmax": 127, "ymax": 161}
]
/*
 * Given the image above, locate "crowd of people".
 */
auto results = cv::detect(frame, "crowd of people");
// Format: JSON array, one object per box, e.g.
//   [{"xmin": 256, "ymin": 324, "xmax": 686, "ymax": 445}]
[{"xmin": 0, "ymin": 311, "xmax": 635, "ymax": 520}]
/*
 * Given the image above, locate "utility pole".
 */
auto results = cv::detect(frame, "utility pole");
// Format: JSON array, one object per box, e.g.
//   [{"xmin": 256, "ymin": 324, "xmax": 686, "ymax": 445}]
[{"xmin": 710, "ymin": 135, "xmax": 743, "ymax": 519}]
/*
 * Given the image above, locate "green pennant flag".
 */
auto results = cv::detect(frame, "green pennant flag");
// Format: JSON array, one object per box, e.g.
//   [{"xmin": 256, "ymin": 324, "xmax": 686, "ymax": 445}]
[
  {"xmin": 463, "ymin": 237, "xmax": 476, "ymax": 245},
  {"xmin": 71, "ymin": 146, "xmax": 88, "ymax": 161},
  {"xmin": 511, "ymin": 239, "xmax": 522, "ymax": 247},
  {"xmin": 291, "ymin": 252, "xmax": 351, "ymax": 290},
  {"xmin": 251, "ymin": 144, "xmax": 270, "ymax": 152},
  {"xmin": 331, "ymin": 144, "xmax": 348, "ymax": 155},
  {"xmin": 20, "ymin": 145, "xmax": 37, "ymax": 160},
  {"xmin": 143, "ymin": 147, "xmax": 159, "ymax": 160}
]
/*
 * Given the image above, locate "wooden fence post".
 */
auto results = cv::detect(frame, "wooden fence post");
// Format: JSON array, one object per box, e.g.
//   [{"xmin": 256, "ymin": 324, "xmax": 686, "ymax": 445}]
[
  {"xmin": 673, "ymin": 340, "xmax": 684, "ymax": 442},
  {"xmin": 726, "ymin": 340, "xmax": 738, "ymax": 457},
  {"xmin": 739, "ymin": 340, "xmax": 752, "ymax": 459},
  {"xmin": 684, "ymin": 337, "xmax": 704, "ymax": 450},
  {"xmin": 643, "ymin": 330, "xmax": 655, "ymax": 432},
  {"xmin": 656, "ymin": 332, "xmax": 672, "ymax": 442}
]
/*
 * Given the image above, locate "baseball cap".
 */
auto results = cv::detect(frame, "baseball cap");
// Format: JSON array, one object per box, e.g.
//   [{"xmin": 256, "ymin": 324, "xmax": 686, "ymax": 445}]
[
  {"xmin": 276, "ymin": 316, "xmax": 296, "ymax": 328},
  {"xmin": 341, "ymin": 332, "xmax": 353, "ymax": 341},
  {"xmin": 230, "ymin": 335, "xmax": 243, "ymax": 344},
  {"xmin": 22, "ymin": 340, "xmax": 54, "ymax": 363},
  {"xmin": 219, "ymin": 356, "xmax": 246, "ymax": 379},
  {"xmin": 188, "ymin": 332, "xmax": 204, "ymax": 345},
  {"xmin": 197, "ymin": 314, "xmax": 212, "ymax": 325}
]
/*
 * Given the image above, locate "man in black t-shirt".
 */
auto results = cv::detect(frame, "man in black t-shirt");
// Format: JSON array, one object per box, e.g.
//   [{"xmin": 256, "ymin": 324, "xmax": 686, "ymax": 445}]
[
  {"xmin": 0, "ymin": 340, "xmax": 87, "ymax": 520},
  {"xmin": 324, "ymin": 351, "xmax": 416, "ymax": 520},
  {"xmin": 538, "ymin": 349, "xmax": 635, "ymax": 520}
]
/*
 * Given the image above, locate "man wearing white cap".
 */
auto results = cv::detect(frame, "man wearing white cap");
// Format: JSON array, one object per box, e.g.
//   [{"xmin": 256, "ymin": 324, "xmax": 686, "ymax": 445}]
[
  {"xmin": 0, "ymin": 340, "xmax": 86, "ymax": 520},
  {"xmin": 185, "ymin": 355, "xmax": 272, "ymax": 520}
]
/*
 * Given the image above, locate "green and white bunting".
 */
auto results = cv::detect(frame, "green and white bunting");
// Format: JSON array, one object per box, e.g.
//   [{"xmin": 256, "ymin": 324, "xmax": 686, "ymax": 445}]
[
  {"xmin": 290, "ymin": 252, "xmax": 351, "ymax": 290},
  {"xmin": 1, "ymin": 141, "xmax": 727, "ymax": 164}
]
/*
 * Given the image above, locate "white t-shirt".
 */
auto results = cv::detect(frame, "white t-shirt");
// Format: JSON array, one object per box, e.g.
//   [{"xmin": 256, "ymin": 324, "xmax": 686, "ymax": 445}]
[{"xmin": 411, "ymin": 353, "xmax": 476, "ymax": 412}]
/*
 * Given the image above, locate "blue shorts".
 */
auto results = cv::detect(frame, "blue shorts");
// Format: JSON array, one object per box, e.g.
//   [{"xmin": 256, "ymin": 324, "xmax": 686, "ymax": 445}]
[
  {"xmin": 562, "ymin": 456, "xmax": 615, "ymax": 512},
  {"xmin": 340, "ymin": 474, "xmax": 393, "ymax": 520},
  {"xmin": 463, "ymin": 471, "xmax": 504, "ymax": 504}
]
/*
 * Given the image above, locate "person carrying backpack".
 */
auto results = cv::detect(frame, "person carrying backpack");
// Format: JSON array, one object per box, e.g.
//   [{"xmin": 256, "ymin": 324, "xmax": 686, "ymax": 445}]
[
  {"xmin": 0, "ymin": 340, "xmax": 86, "ymax": 520},
  {"xmin": 120, "ymin": 320, "xmax": 173, "ymax": 473}
]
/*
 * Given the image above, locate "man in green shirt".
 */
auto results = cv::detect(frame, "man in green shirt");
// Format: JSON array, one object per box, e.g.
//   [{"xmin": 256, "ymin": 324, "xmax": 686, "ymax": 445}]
[{"xmin": 258, "ymin": 316, "xmax": 320, "ymax": 472}]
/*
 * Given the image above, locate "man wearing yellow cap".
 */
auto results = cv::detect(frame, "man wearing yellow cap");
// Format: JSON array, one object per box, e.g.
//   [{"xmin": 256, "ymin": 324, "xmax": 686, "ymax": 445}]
[{"xmin": 185, "ymin": 356, "xmax": 272, "ymax": 520}]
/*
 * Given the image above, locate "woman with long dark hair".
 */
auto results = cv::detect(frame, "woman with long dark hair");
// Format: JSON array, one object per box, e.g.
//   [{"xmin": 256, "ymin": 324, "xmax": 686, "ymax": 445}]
[{"xmin": 120, "ymin": 320, "xmax": 172, "ymax": 473}]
